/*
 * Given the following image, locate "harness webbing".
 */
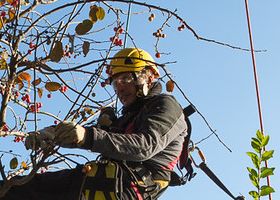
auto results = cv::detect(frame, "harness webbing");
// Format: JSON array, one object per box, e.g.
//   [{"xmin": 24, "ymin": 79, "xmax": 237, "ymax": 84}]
[{"xmin": 199, "ymin": 162, "xmax": 244, "ymax": 200}]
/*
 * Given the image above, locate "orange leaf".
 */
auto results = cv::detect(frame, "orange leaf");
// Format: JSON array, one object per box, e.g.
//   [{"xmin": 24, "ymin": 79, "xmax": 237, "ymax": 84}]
[
  {"xmin": 37, "ymin": 88, "xmax": 43, "ymax": 98},
  {"xmin": 21, "ymin": 161, "xmax": 28, "ymax": 170},
  {"xmin": 8, "ymin": 8, "xmax": 15, "ymax": 21},
  {"xmin": 166, "ymin": 80, "xmax": 175, "ymax": 92},
  {"xmin": 15, "ymin": 78, "xmax": 24, "ymax": 90},
  {"xmin": 32, "ymin": 78, "xmax": 42, "ymax": 86},
  {"xmin": 45, "ymin": 82, "xmax": 61, "ymax": 92},
  {"xmin": 18, "ymin": 72, "xmax": 31, "ymax": 82}
]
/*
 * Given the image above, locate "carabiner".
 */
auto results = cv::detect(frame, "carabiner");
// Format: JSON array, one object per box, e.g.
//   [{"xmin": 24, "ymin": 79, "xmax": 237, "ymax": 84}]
[{"xmin": 189, "ymin": 146, "xmax": 206, "ymax": 168}]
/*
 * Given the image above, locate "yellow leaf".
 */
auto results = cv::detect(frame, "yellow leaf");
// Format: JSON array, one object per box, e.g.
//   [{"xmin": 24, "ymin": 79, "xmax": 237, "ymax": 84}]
[
  {"xmin": 31, "ymin": 78, "xmax": 42, "ymax": 86},
  {"xmin": 10, "ymin": 157, "xmax": 18, "ymax": 169},
  {"xmin": 84, "ymin": 107, "xmax": 94, "ymax": 115},
  {"xmin": 0, "ymin": 58, "xmax": 8, "ymax": 70},
  {"xmin": 45, "ymin": 82, "xmax": 61, "ymax": 92},
  {"xmin": 50, "ymin": 41, "xmax": 64, "ymax": 63},
  {"xmin": 166, "ymin": 80, "xmax": 175, "ymax": 92},
  {"xmin": 0, "ymin": 17, "xmax": 6, "ymax": 30},
  {"xmin": 75, "ymin": 19, "xmax": 93, "ymax": 35},
  {"xmin": 37, "ymin": 88, "xmax": 43, "ymax": 98},
  {"xmin": 96, "ymin": 7, "xmax": 105, "ymax": 20},
  {"xmin": 7, "ymin": 0, "xmax": 13, "ymax": 4},
  {"xmin": 0, "ymin": 0, "xmax": 5, "ymax": 7}
]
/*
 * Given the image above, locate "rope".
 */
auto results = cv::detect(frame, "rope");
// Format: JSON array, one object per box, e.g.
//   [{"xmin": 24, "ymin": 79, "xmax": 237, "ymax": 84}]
[
  {"xmin": 123, "ymin": 0, "xmax": 133, "ymax": 48},
  {"xmin": 244, "ymin": 1, "xmax": 272, "ymax": 200}
]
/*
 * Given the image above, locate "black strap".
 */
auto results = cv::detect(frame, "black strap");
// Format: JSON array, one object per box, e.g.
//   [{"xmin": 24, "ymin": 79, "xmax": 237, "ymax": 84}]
[{"xmin": 199, "ymin": 162, "xmax": 244, "ymax": 200}]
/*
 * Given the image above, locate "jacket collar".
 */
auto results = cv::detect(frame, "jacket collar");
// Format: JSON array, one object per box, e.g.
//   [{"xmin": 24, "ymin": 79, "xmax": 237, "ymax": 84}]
[{"xmin": 122, "ymin": 82, "xmax": 162, "ymax": 114}]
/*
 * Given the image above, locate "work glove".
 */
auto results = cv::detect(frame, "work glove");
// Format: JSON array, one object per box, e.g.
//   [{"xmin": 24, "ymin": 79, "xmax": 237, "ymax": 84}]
[
  {"xmin": 25, "ymin": 126, "xmax": 56, "ymax": 150},
  {"xmin": 54, "ymin": 121, "xmax": 86, "ymax": 148}
]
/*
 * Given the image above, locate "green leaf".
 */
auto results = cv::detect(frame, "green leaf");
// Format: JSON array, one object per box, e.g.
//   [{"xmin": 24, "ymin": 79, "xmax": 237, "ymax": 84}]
[
  {"xmin": 251, "ymin": 138, "xmax": 261, "ymax": 153},
  {"xmin": 249, "ymin": 174, "xmax": 259, "ymax": 188},
  {"xmin": 256, "ymin": 130, "xmax": 264, "ymax": 141},
  {"xmin": 10, "ymin": 157, "xmax": 18, "ymax": 169},
  {"xmin": 260, "ymin": 185, "xmax": 275, "ymax": 196},
  {"xmin": 249, "ymin": 190, "xmax": 259, "ymax": 198},
  {"xmin": 247, "ymin": 167, "xmax": 258, "ymax": 177},
  {"xmin": 261, "ymin": 150, "xmax": 274, "ymax": 161},
  {"xmin": 247, "ymin": 152, "xmax": 260, "ymax": 169},
  {"xmin": 260, "ymin": 167, "xmax": 275, "ymax": 178},
  {"xmin": 261, "ymin": 135, "xmax": 270, "ymax": 147}
]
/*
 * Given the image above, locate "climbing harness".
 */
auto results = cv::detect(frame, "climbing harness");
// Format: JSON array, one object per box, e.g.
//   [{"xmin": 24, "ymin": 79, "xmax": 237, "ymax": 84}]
[
  {"xmin": 170, "ymin": 105, "xmax": 244, "ymax": 200},
  {"xmin": 81, "ymin": 159, "xmax": 123, "ymax": 200}
]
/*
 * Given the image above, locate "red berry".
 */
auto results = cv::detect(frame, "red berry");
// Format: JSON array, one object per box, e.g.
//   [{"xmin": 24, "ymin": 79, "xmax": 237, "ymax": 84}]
[
  {"xmin": 54, "ymin": 120, "xmax": 58, "ymax": 125},
  {"xmin": 0, "ymin": 11, "xmax": 6, "ymax": 17},
  {"xmin": 15, "ymin": 91, "xmax": 20, "ymax": 98},
  {"xmin": 113, "ymin": 27, "xmax": 118, "ymax": 32},
  {"xmin": 26, "ymin": 97, "xmax": 31, "ymax": 104},
  {"xmin": 60, "ymin": 86, "xmax": 68, "ymax": 93},
  {"xmin": 117, "ymin": 39, "xmax": 123, "ymax": 46},
  {"xmin": 101, "ymin": 82, "xmax": 106, "ymax": 87},
  {"xmin": 118, "ymin": 27, "xmax": 124, "ymax": 34},
  {"xmin": 2, "ymin": 124, "xmax": 9, "ymax": 132},
  {"xmin": 28, "ymin": 49, "xmax": 32, "ymax": 55},
  {"xmin": 21, "ymin": 96, "xmax": 26, "ymax": 101},
  {"xmin": 47, "ymin": 93, "xmax": 51, "ymax": 98},
  {"xmin": 155, "ymin": 52, "xmax": 161, "ymax": 58}
]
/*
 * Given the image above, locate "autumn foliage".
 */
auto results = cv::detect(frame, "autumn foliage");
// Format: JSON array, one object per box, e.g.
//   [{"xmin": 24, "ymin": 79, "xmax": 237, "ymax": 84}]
[{"xmin": 0, "ymin": 0, "xmax": 188, "ymax": 197}]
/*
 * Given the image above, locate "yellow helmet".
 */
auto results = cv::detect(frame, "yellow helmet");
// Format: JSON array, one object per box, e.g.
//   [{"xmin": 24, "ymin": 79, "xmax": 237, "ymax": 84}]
[{"xmin": 109, "ymin": 48, "xmax": 160, "ymax": 78}]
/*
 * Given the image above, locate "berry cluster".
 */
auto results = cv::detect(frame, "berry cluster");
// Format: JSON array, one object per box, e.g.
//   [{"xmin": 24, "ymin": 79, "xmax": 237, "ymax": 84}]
[
  {"xmin": 21, "ymin": 94, "xmax": 31, "ymax": 104},
  {"xmin": 100, "ymin": 78, "xmax": 110, "ymax": 88},
  {"xmin": 28, "ymin": 42, "xmax": 36, "ymax": 55},
  {"xmin": 29, "ymin": 102, "xmax": 42, "ymax": 112},
  {"xmin": 110, "ymin": 26, "xmax": 124, "ymax": 46},
  {"xmin": 152, "ymin": 29, "xmax": 166, "ymax": 38},
  {"xmin": 148, "ymin": 13, "xmax": 155, "ymax": 22},
  {"xmin": 14, "ymin": 136, "xmax": 24, "ymax": 143},
  {"xmin": 1, "ymin": 124, "xmax": 9, "ymax": 132},
  {"xmin": 59, "ymin": 85, "xmax": 68, "ymax": 93},
  {"xmin": 13, "ymin": 90, "xmax": 20, "ymax": 99},
  {"xmin": 64, "ymin": 44, "xmax": 73, "ymax": 58},
  {"xmin": 178, "ymin": 24, "xmax": 186, "ymax": 31}
]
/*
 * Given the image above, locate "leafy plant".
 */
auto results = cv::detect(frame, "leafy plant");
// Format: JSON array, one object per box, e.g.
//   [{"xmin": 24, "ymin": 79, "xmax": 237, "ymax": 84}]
[{"xmin": 247, "ymin": 130, "xmax": 275, "ymax": 200}]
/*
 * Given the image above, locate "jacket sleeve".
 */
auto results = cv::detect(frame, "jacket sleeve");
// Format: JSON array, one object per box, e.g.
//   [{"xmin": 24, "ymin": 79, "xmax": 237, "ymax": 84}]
[{"xmin": 84, "ymin": 95, "xmax": 187, "ymax": 161}]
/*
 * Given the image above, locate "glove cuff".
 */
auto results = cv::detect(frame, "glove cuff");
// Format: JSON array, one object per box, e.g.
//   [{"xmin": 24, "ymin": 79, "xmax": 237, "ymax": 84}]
[{"xmin": 80, "ymin": 127, "xmax": 94, "ymax": 149}]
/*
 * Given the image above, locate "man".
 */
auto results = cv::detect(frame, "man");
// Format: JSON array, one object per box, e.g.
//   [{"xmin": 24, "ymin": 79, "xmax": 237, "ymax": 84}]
[{"xmin": 1, "ymin": 48, "xmax": 188, "ymax": 200}]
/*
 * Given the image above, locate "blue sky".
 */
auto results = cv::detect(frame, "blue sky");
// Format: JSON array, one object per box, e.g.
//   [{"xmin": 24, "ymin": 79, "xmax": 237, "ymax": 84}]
[
  {"xmin": 1, "ymin": 1, "xmax": 279, "ymax": 200},
  {"xmin": 151, "ymin": 1, "xmax": 280, "ymax": 200}
]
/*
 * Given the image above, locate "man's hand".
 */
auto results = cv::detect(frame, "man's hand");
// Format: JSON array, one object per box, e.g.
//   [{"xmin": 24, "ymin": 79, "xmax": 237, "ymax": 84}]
[
  {"xmin": 25, "ymin": 126, "xmax": 56, "ymax": 150},
  {"xmin": 54, "ymin": 121, "xmax": 86, "ymax": 148}
]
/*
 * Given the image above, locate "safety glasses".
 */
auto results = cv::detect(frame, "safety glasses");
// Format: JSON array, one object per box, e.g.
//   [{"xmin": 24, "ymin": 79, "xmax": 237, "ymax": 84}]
[{"xmin": 111, "ymin": 73, "xmax": 136, "ymax": 90}]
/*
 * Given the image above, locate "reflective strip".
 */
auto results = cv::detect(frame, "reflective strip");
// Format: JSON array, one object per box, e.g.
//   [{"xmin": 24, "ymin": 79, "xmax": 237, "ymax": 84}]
[
  {"xmin": 154, "ymin": 180, "xmax": 169, "ymax": 189},
  {"xmin": 105, "ymin": 162, "xmax": 117, "ymax": 178},
  {"xmin": 110, "ymin": 192, "xmax": 117, "ymax": 200},
  {"xmin": 95, "ymin": 191, "xmax": 106, "ymax": 200},
  {"xmin": 84, "ymin": 189, "xmax": 90, "ymax": 200}
]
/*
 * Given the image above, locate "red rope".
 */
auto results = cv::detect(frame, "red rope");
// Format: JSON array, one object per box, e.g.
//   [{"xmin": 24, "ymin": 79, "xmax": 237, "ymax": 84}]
[{"xmin": 244, "ymin": 1, "xmax": 272, "ymax": 200}]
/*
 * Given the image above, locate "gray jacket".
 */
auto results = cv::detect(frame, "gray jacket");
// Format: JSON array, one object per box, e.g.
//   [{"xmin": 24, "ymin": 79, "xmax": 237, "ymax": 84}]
[{"xmin": 83, "ymin": 82, "xmax": 188, "ymax": 180}]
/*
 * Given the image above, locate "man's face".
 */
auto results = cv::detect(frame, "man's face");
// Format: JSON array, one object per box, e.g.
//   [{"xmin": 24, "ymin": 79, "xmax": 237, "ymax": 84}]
[{"xmin": 111, "ymin": 72, "xmax": 137, "ymax": 107}]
